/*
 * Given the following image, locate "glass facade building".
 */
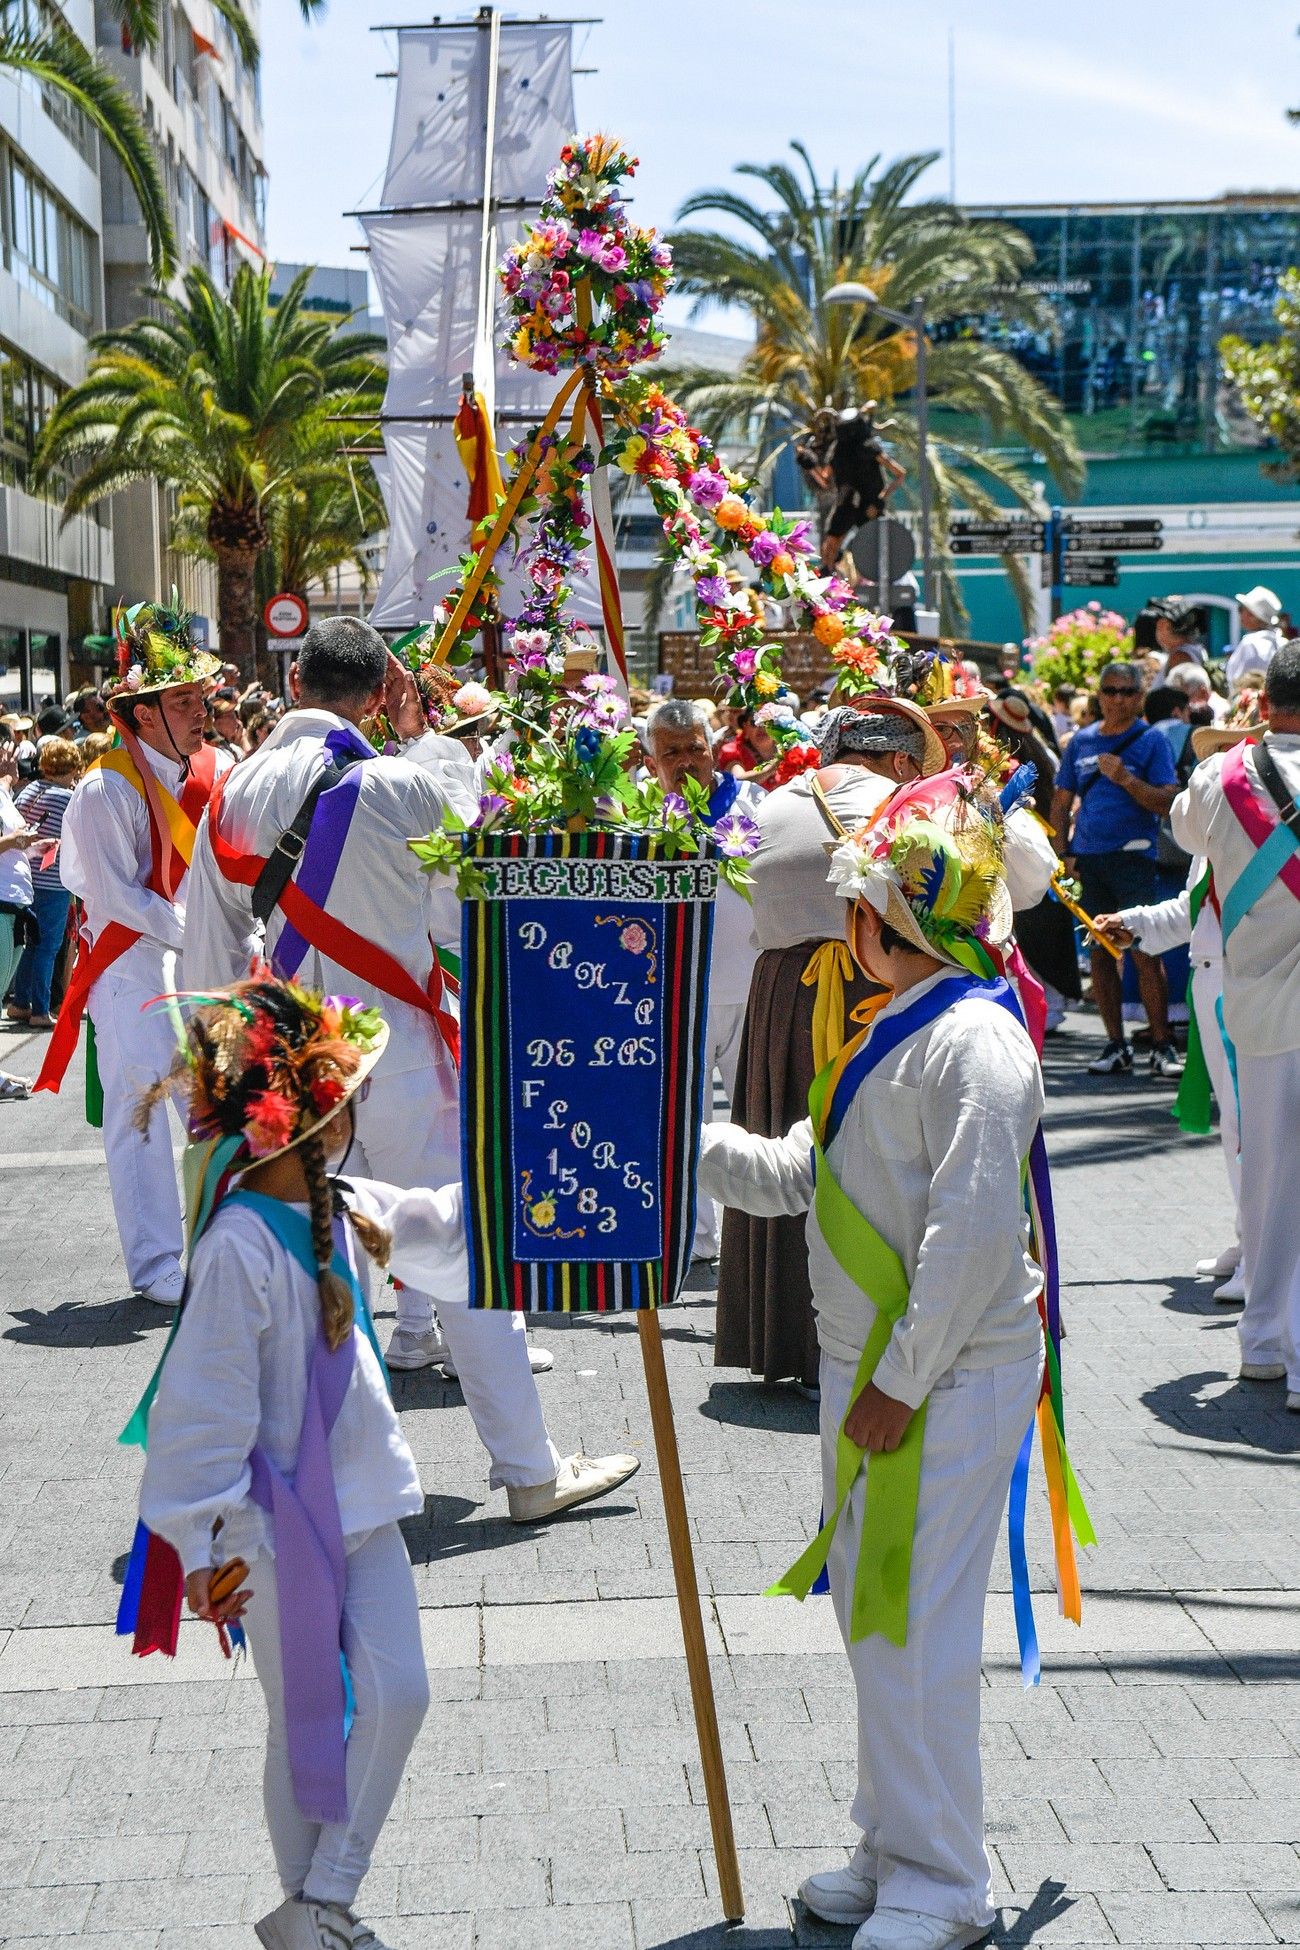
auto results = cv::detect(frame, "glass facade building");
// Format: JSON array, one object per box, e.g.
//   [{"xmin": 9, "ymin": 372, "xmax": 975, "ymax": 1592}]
[{"xmin": 966, "ymin": 196, "xmax": 1300, "ymax": 456}]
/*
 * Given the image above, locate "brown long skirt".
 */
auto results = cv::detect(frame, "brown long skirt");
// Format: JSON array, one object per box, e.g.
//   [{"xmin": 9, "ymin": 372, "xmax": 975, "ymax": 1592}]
[{"xmin": 714, "ymin": 940, "xmax": 878, "ymax": 1386}]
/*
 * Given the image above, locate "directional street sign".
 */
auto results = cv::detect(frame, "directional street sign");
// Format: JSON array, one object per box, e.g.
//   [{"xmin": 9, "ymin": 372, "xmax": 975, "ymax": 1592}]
[
  {"xmin": 1063, "ymin": 534, "xmax": 1163, "ymax": 553},
  {"xmin": 950, "ymin": 536, "xmax": 1047, "ymax": 556},
  {"xmin": 1063, "ymin": 518, "xmax": 1162, "ymax": 536},
  {"xmin": 1063, "ymin": 554, "xmax": 1119, "ymax": 586}
]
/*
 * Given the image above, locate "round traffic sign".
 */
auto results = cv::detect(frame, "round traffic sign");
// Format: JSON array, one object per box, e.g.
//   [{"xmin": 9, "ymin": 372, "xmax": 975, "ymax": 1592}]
[{"xmin": 263, "ymin": 593, "xmax": 309, "ymax": 638}]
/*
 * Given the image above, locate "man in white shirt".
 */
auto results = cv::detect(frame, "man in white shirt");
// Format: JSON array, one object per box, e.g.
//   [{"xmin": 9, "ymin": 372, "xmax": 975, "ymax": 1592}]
[
  {"xmin": 51, "ymin": 606, "xmax": 230, "ymax": 1305},
  {"xmin": 1226, "ymin": 587, "xmax": 1284, "ymax": 697},
  {"xmin": 699, "ymin": 793, "xmax": 1047, "ymax": 1950},
  {"xmin": 643, "ymin": 697, "xmax": 761, "ymax": 1259},
  {"xmin": 1170, "ymin": 641, "xmax": 1300, "ymax": 1410},
  {"xmin": 186, "ymin": 617, "xmax": 639, "ymax": 1521}
]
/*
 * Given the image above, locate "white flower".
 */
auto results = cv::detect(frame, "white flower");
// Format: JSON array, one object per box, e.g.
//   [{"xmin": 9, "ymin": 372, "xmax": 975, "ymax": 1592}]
[
  {"xmin": 827, "ymin": 835, "xmax": 896, "ymax": 914},
  {"xmin": 452, "ymin": 682, "xmax": 493, "ymax": 717}
]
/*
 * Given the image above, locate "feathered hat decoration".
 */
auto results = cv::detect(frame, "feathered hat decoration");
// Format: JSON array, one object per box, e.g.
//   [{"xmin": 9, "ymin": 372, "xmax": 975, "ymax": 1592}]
[{"xmin": 108, "ymin": 588, "xmax": 222, "ymax": 699}]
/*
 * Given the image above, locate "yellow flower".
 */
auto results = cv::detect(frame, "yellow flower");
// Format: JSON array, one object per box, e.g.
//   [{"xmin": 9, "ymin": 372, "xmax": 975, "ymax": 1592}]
[
  {"xmin": 512, "ymin": 327, "xmax": 532, "ymax": 363},
  {"xmin": 754, "ymin": 671, "xmax": 779, "ymax": 697},
  {"xmin": 616, "ymin": 434, "xmax": 648, "ymax": 474},
  {"xmin": 530, "ymin": 1198, "xmax": 556, "ymax": 1229}
]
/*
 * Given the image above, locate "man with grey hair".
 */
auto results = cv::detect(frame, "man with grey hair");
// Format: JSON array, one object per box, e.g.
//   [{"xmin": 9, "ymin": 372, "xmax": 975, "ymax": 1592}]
[
  {"xmin": 644, "ymin": 695, "xmax": 762, "ymax": 1259},
  {"xmin": 1051, "ymin": 661, "xmax": 1182, "ymax": 1076},
  {"xmin": 187, "ymin": 616, "xmax": 641, "ymax": 1524}
]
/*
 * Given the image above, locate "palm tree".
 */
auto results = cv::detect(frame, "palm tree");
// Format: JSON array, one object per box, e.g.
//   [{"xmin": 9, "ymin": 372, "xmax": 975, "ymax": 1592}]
[
  {"xmin": 252, "ymin": 462, "xmax": 387, "ymax": 614},
  {"xmin": 34, "ymin": 262, "xmax": 385, "ymax": 674},
  {"xmin": 0, "ymin": 0, "xmax": 326, "ymax": 284},
  {"xmin": 663, "ymin": 145, "xmax": 1084, "ymax": 631}
]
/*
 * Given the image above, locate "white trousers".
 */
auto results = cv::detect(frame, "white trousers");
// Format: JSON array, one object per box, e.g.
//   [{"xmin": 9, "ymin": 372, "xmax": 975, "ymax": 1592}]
[
  {"xmin": 820, "ymin": 1346, "xmax": 1043, "ymax": 1928},
  {"xmin": 1236, "ymin": 1048, "xmax": 1300, "ymax": 1389},
  {"xmin": 692, "ymin": 998, "xmax": 747, "ymax": 1260},
  {"xmin": 351, "ymin": 1067, "xmax": 561, "ymax": 1491},
  {"xmin": 241, "ymin": 1522, "xmax": 428, "ymax": 1909},
  {"xmin": 1191, "ymin": 958, "xmax": 1240, "ymax": 1243},
  {"xmin": 88, "ymin": 971, "xmax": 184, "ymax": 1293}
]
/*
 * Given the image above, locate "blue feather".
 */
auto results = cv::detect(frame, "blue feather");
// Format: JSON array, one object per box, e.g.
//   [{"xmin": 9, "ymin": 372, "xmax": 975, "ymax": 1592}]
[{"xmin": 999, "ymin": 763, "xmax": 1037, "ymax": 813}]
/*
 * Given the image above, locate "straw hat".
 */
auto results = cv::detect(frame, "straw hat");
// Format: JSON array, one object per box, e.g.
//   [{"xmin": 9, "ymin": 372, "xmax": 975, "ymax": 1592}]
[
  {"xmin": 820, "ymin": 692, "xmax": 947, "ymax": 777},
  {"xmin": 987, "ymin": 692, "xmax": 1035, "ymax": 736},
  {"xmin": 829, "ymin": 773, "xmax": 1013, "ymax": 971},
  {"xmin": 147, "ymin": 975, "xmax": 389, "ymax": 1166},
  {"xmin": 107, "ymin": 594, "xmax": 221, "ymax": 704},
  {"xmin": 1190, "ymin": 721, "xmax": 1259, "ymax": 762}
]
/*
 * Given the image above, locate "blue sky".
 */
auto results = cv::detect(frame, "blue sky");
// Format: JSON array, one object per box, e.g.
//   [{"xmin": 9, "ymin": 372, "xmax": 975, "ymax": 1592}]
[{"xmin": 262, "ymin": 0, "xmax": 1300, "ymax": 329}]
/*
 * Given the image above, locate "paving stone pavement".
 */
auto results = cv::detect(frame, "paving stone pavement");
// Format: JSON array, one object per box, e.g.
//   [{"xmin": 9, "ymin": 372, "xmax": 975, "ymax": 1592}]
[{"xmin": 0, "ymin": 1010, "xmax": 1296, "ymax": 1949}]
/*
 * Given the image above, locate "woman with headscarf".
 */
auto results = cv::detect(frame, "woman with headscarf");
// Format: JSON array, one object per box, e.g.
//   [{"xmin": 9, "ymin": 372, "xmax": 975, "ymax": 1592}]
[{"xmin": 714, "ymin": 698, "xmax": 946, "ymax": 1389}]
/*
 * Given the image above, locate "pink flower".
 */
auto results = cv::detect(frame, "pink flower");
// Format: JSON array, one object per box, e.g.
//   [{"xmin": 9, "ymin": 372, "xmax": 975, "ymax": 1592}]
[
  {"xmin": 453, "ymin": 682, "xmax": 493, "ymax": 717},
  {"xmin": 730, "ymin": 647, "xmax": 758, "ymax": 680},
  {"xmin": 620, "ymin": 923, "xmax": 648, "ymax": 955}
]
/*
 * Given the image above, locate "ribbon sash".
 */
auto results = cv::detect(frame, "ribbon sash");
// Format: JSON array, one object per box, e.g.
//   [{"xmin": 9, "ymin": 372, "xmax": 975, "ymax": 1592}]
[{"xmin": 1219, "ymin": 741, "xmax": 1300, "ymax": 942}]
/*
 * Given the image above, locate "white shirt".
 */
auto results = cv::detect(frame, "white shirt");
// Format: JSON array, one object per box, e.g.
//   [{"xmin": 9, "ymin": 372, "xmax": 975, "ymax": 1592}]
[
  {"xmin": 0, "ymin": 786, "xmax": 33, "ymax": 907},
  {"xmin": 699, "ymin": 975, "xmax": 1044, "ymax": 1404},
  {"xmin": 1170, "ymin": 732, "xmax": 1300, "ymax": 1054},
  {"xmin": 1226, "ymin": 629, "xmax": 1281, "ymax": 696},
  {"xmin": 139, "ymin": 1182, "xmax": 430, "ymax": 1575},
  {"xmin": 1118, "ymin": 855, "xmax": 1222, "ymax": 965},
  {"xmin": 707, "ymin": 776, "xmax": 763, "ymax": 1007},
  {"xmin": 60, "ymin": 741, "xmax": 234, "ymax": 993},
  {"xmin": 184, "ymin": 709, "xmax": 478, "ymax": 1080}
]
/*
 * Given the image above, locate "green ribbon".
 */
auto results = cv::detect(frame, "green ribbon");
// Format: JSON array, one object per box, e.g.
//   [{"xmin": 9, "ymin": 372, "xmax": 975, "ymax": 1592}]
[
  {"xmin": 84, "ymin": 1018, "xmax": 103, "ymax": 1129},
  {"xmin": 1172, "ymin": 870, "xmax": 1214, "ymax": 1137},
  {"xmin": 765, "ymin": 1060, "xmax": 927, "ymax": 1647}
]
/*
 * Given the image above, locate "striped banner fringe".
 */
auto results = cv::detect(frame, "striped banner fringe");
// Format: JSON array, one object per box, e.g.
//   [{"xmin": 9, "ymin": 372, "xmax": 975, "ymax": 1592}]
[{"xmin": 460, "ymin": 829, "xmax": 715, "ymax": 1311}]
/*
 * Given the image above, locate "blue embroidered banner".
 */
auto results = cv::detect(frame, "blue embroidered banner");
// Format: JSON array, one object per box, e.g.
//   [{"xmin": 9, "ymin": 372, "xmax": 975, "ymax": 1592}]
[{"xmin": 460, "ymin": 832, "xmax": 717, "ymax": 1310}]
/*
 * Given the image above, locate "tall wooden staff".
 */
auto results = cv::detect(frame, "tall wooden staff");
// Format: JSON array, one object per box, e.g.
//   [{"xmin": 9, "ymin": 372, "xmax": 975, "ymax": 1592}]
[{"xmin": 433, "ymin": 284, "xmax": 745, "ymax": 1923}]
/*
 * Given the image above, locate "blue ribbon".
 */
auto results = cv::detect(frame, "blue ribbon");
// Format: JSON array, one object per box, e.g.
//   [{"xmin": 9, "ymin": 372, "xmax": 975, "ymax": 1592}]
[{"xmin": 1008, "ymin": 1421, "xmax": 1040, "ymax": 1689}]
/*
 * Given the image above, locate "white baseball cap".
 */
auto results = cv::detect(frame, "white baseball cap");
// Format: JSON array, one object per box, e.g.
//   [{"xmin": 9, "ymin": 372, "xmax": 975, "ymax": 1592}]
[{"xmin": 1235, "ymin": 585, "xmax": 1282, "ymax": 628}]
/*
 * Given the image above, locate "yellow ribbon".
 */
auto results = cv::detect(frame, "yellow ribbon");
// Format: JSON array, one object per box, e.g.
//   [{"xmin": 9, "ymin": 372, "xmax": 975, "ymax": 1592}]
[
  {"xmin": 92, "ymin": 746, "xmax": 199, "ymax": 869},
  {"xmin": 800, "ymin": 940, "xmax": 855, "ymax": 1073}
]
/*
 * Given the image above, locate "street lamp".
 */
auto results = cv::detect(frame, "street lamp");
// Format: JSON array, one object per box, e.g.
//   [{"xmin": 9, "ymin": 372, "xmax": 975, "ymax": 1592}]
[{"xmin": 824, "ymin": 282, "xmax": 933, "ymax": 616}]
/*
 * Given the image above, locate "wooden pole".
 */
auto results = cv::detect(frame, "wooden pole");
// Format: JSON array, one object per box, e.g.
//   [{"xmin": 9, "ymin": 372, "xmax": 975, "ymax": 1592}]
[
  {"xmin": 432, "ymin": 366, "xmax": 586, "ymax": 662},
  {"xmin": 637, "ymin": 1308, "xmax": 745, "ymax": 1922}
]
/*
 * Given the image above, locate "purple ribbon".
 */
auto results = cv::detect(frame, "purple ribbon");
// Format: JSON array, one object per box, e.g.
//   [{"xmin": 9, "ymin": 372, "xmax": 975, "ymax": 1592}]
[
  {"xmin": 272, "ymin": 725, "xmax": 374, "ymax": 981},
  {"xmin": 248, "ymin": 1324, "xmax": 355, "ymax": 1823}
]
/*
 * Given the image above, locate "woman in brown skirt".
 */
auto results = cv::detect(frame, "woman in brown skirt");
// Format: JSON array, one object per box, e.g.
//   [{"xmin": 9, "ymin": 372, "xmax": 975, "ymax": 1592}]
[{"xmin": 714, "ymin": 699, "xmax": 947, "ymax": 1385}]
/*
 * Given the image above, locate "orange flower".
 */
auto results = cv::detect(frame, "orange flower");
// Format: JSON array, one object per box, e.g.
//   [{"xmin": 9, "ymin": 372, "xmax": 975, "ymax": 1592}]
[
  {"xmin": 715, "ymin": 495, "xmax": 748, "ymax": 531},
  {"xmin": 770, "ymin": 551, "xmax": 795, "ymax": 578},
  {"xmin": 813, "ymin": 612, "xmax": 846, "ymax": 648}
]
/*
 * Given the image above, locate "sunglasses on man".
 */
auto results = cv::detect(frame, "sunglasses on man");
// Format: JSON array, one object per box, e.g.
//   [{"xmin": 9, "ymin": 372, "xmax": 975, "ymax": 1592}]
[{"xmin": 1099, "ymin": 684, "xmax": 1139, "ymax": 697}]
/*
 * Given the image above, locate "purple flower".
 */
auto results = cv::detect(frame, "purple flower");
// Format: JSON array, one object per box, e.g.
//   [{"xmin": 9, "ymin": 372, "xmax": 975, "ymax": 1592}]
[
  {"xmin": 694, "ymin": 573, "xmax": 729, "ymax": 607},
  {"xmin": 730, "ymin": 647, "xmax": 758, "ymax": 680},
  {"xmin": 748, "ymin": 531, "xmax": 782, "ymax": 568},
  {"xmin": 687, "ymin": 469, "xmax": 726, "ymax": 508},
  {"xmin": 783, "ymin": 519, "xmax": 813, "ymax": 555},
  {"xmin": 712, "ymin": 810, "xmax": 761, "ymax": 859},
  {"xmin": 478, "ymin": 792, "xmax": 509, "ymax": 824}
]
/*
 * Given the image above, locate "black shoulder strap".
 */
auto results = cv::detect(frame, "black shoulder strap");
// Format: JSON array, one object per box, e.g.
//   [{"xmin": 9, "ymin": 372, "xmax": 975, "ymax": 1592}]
[
  {"xmin": 1252, "ymin": 740, "xmax": 1300, "ymax": 837},
  {"xmin": 250, "ymin": 752, "xmax": 362, "ymax": 926},
  {"xmin": 1075, "ymin": 723, "xmax": 1147, "ymax": 799}
]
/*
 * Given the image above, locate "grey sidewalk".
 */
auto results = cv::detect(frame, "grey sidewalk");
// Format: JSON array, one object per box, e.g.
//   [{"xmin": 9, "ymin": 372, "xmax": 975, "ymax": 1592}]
[{"xmin": 0, "ymin": 1012, "xmax": 1296, "ymax": 1949}]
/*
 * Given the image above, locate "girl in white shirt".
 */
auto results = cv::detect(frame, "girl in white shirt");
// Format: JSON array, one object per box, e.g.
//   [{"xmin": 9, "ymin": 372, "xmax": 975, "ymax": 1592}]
[{"xmin": 132, "ymin": 976, "xmax": 466, "ymax": 1950}]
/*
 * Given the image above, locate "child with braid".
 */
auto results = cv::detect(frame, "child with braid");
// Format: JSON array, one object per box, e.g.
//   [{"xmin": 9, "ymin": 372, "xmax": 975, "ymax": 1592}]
[{"xmin": 132, "ymin": 976, "xmax": 470, "ymax": 1950}]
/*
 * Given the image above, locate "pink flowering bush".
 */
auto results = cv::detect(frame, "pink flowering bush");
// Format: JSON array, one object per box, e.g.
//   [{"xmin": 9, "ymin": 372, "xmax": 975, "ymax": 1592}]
[{"xmin": 1024, "ymin": 603, "xmax": 1135, "ymax": 695}]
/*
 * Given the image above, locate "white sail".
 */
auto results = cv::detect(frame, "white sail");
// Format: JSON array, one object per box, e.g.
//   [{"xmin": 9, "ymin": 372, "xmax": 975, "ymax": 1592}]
[{"xmin": 381, "ymin": 22, "xmax": 574, "ymax": 212}]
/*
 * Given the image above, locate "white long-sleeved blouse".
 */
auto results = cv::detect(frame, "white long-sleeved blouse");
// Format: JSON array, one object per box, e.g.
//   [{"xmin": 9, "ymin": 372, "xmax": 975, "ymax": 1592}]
[
  {"xmin": 698, "ymin": 973, "xmax": 1045, "ymax": 1405},
  {"xmin": 138, "ymin": 1176, "xmax": 468, "ymax": 1575}
]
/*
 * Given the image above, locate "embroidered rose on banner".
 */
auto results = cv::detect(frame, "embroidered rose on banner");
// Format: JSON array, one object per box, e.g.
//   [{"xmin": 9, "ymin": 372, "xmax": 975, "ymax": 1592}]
[{"xmin": 619, "ymin": 923, "xmax": 648, "ymax": 956}]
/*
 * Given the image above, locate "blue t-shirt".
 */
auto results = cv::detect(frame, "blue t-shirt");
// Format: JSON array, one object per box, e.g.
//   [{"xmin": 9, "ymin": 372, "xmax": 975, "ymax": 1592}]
[{"xmin": 1056, "ymin": 721, "xmax": 1177, "ymax": 857}]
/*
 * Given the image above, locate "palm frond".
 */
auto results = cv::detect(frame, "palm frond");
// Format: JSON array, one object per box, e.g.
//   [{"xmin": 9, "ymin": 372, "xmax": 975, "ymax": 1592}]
[{"xmin": 0, "ymin": 21, "xmax": 177, "ymax": 280}]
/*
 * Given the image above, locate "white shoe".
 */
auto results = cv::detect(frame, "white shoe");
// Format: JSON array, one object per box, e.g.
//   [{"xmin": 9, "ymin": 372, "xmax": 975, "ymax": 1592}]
[
  {"xmin": 1197, "ymin": 1246, "xmax": 1241, "ymax": 1280},
  {"xmin": 440, "ymin": 1341, "xmax": 554, "ymax": 1379},
  {"xmin": 254, "ymin": 1897, "xmax": 353, "ymax": 1950},
  {"xmin": 799, "ymin": 1841, "xmax": 878, "ymax": 1924},
  {"xmin": 349, "ymin": 1917, "xmax": 394, "ymax": 1950},
  {"xmin": 507, "ymin": 1451, "xmax": 640, "ymax": 1524},
  {"xmin": 1213, "ymin": 1269, "xmax": 1247, "ymax": 1304},
  {"xmin": 1240, "ymin": 1362, "xmax": 1287, "ymax": 1382},
  {"xmin": 385, "ymin": 1327, "xmax": 446, "ymax": 1371},
  {"xmin": 854, "ymin": 1909, "xmax": 990, "ymax": 1950},
  {"xmin": 137, "ymin": 1268, "xmax": 184, "ymax": 1309}
]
